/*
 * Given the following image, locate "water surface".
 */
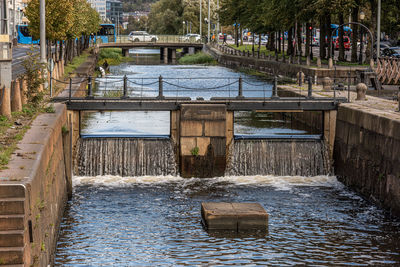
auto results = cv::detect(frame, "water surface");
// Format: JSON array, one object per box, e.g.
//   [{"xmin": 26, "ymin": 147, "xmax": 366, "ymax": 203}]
[{"xmin": 55, "ymin": 176, "xmax": 400, "ymax": 266}]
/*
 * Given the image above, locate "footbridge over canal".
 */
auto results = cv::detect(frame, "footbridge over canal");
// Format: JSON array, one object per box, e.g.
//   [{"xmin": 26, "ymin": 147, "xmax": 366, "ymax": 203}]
[
  {"xmin": 52, "ymin": 76, "xmax": 347, "ymax": 177},
  {"xmin": 99, "ymin": 39, "xmax": 203, "ymax": 64}
]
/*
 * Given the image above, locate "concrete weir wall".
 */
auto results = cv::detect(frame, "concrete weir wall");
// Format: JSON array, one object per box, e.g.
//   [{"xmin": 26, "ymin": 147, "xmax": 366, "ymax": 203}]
[
  {"xmin": 0, "ymin": 104, "xmax": 71, "ymax": 266},
  {"xmin": 171, "ymin": 104, "xmax": 234, "ymax": 178}
]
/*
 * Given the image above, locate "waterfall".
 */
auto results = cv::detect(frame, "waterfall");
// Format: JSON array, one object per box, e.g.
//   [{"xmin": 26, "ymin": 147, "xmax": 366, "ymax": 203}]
[
  {"xmin": 75, "ymin": 138, "xmax": 178, "ymax": 177},
  {"xmin": 226, "ymin": 139, "xmax": 331, "ymax": 177}
]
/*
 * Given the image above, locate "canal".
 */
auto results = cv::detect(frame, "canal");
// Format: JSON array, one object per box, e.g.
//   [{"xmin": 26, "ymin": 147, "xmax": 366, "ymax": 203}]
[{"xmin": 54, "ymin": 49, "xmax": 400, "ymax": 266}]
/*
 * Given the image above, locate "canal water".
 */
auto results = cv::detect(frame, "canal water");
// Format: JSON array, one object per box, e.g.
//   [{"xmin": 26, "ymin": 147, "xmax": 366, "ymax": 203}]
[{"xmin": 55, "ymin": 49, "xmax": 400, "ymax": 265}]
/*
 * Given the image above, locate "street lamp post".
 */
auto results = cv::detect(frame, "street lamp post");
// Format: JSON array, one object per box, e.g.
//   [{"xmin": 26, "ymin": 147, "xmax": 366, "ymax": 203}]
[
  {"xmin": 182, "ymin": 21, "xmax": 185, "ymax": 35},
  {"xmin": 377, "ymin": 0, "xmax": 381, "ymax": 58},
  {"xmin": 207, "ymin": 0, "xmax": 210, "ymax": 43},
  {"xmin": 199, "ymin": 0, "xmax": 202, "ymax": 36},
  {"xmin": 359, "ymin": 11, "xmax": 365, "ymax": 64},
  {"xmin": 39, "ymin": 0, "xmax": 46, "ymax": 64}
]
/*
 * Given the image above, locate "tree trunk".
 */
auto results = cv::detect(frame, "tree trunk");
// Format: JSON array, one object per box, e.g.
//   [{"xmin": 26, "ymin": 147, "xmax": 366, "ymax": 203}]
[
  {"xmin": 319, "ymin": 16, "xmax": 326, "ymax": 59},
  {"xmin": 278, "ymin": 30, "xmax": 281, "ymax": 53},
  {"xmin": 287, "ymin": 27, "xmax": 293, "ymax": 56},
  {"xmin": 326, "ymin": 14, "xmax": 332, "ymax": 59},
  {"xmin": 269, "ymin": 31, "xmax": 275, "ymax": 51},
  {"xmin": 305, "ymin": 23, "xmax": 311, "ymax": 57},
  {"xmin": 258, "ymin": 33, "xmax": 261, "ymax": 58},
  {"xmin": 297, "ymin": 23, "xmax": 302, "ymax": 56},
  {"xmin": 338, "ymin": 13, "xmax": 345, "ymax": 61},
  {"xmin": 351, "ymin": 4, "xmax": 359, "ymax": 62}
]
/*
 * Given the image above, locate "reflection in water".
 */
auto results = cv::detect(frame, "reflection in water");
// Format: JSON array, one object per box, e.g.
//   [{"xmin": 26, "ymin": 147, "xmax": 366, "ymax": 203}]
[{"xmin": 55, "ymin": 176, "xmax": 400, "ymax": 266}]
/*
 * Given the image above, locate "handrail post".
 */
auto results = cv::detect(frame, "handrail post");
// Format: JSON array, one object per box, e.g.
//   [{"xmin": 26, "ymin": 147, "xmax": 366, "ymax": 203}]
[
  {"xmin": 237, "ymin": 76, "xmax": 244, "ymax": 99},
  {"xmin": 307, "ymin": 76, "xmax": 313, "ymax": 98},
  {"xmin": 158, "ymin": 75, "xmax": 164, "ymax": 99},
  {"xmin": 123, "ymin": 75, "xmax": 128, "ymax": 98},
  {"xmin": 87, "ymin": 76, "xmax": 93, "ymax": 98},
  {"xmin": 69, "ymin": 77, "xmax": 72, "ymax": 102},
  {"xmin": 272, "ymin": 76, "xmax": 279, "ymax": 99},
  {"xmin": 348, "ymin": 71, "xmax": 351, "ymax": 103}
]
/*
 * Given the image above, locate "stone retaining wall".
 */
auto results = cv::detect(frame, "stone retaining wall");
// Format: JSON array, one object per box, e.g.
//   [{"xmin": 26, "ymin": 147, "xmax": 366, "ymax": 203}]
[
  {"xmin": 279, "ymin": 88, "xmax": 400, "ymax": 216},
  {"xmin": 204, "ymin": 45, "xmax": 364, "ymax": 85},
  {"xmin": 0, "ymin": 103, "xmax": 70, "ymax": 266},
  {"xmin": 334, "ymin": 105, "xmax": 400, "ymax": 216},
  {"xmin": 0, "ymin": 51, "xmax": 97, "ymax": 266}
]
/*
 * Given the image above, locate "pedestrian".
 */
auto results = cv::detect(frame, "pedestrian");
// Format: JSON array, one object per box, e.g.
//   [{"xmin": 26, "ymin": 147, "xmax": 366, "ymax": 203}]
[{"xmin": 223, "ymin": 34, "xmax": 227, "ymax": 45}]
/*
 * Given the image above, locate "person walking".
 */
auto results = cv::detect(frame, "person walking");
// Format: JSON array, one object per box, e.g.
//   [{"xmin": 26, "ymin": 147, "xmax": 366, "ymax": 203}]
[{"xmin": 223, "ymin": 34, "xmax": 227, "ymax": 45}]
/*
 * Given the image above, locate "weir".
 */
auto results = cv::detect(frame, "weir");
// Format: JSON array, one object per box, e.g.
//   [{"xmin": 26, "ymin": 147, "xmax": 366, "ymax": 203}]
[
  {"xmin": 226, "ymin": 139, "xmax": 330, "ymax": 177},
  {"xmin": 76, "ymin": 138, "xmax": 177, "ymax": 177},
  {"xmin": 72, "ymin": 103, "xmax": 337, "ymax": 178}
]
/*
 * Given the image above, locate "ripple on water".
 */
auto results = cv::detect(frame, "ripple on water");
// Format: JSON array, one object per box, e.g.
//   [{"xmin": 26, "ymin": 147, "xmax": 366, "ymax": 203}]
[{"xmin": 54, "ymin": 175, "xmax": 400, "ymax": 266}]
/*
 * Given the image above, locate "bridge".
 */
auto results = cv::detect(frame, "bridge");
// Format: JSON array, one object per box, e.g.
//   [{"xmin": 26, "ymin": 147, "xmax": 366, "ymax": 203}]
[
  {"xmin": 99, "ymin": 35, "xmax": 203, "ymax": 64},
  {"xmin": 52, "ymin": 76, "xmax": 346, "ymax": 112}
]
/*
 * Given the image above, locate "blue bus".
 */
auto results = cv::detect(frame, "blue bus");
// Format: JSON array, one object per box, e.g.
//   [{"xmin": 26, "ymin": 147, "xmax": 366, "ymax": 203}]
[
  {"xmin": 94, "ymin": 24, "xmax": 116, "ymax": 44},
  {"xmin": 17, "ymin": 25, "xmax": 39, "ymax": 45}
]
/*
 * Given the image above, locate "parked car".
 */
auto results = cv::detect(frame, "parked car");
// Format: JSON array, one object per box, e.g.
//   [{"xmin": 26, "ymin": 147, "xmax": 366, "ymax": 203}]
[
  {"xmin": 183, "ymin": 34, "xmax": 201, "ymax": 42},
  {"xmin": 381, "ymin": 47, "xmax": 400, "ymax": 58},
  {"xmin": 129, "ymin": 31, "xmax": 158, "ymax": 42},
  {"xmin": 335, "ymin": 36, "xmax": 351, "ymax": 50}
]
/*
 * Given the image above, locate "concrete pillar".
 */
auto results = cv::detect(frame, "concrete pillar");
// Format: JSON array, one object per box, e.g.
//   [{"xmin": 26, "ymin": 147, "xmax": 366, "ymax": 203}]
[
  {"xmin": 324, "ymin": 110, "xmax": 337, "ymax": 160},
  {"xmin": 171, "ymin": 49, "xmax": 177, "ymax": 64},
  {"xmin": 160, "ymin": 48, "xmax": 164, "ymax": 61},
  {"xmin": 11, "ymin": 79, "xmax": 22, "ymax": 112},
  {"xmin": 356, "ymin": 83, "xmax": 368, "ymax": 101},
  {"xmin": 189, "ymin": 47, "xmax": 195, "ymax": 55},
  {"xmin": 0, "ymin": 60, "xmax": 12, "ymax": 119},
  {"xmin": 328, "ymin": 58, "xmax": 333, "ymax": 69},
  {"xmin": 317, "ymin": 57, "xmax": 322, "ymax": 68},
  {"xmin": 164, "ymin": 47, "xmax": 168, "ymax": 64},
  {"xmin": 179, "ymin": 104, "xmax": 227, "ymax": 178},
  {"xmin": 20, "ymin": 78, "xmax": 27, "ymax": 105},
  {"xmin": 322, "ymin": 77, "xmax": 333, "ymax": 91},
  {"xmin": 122, "ymin": 48, "xmax": 129, "ymax": 57}
]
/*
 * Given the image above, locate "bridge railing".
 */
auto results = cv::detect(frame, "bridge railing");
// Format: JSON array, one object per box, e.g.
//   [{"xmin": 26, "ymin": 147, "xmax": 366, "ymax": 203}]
[
  {"xmin": 375, "ymin": 57, "xmax": 400, "ymax": 85},
  {"xmin": 113, "ymin": 35, "xmax": 203, "ymax": 44},
  {"xmin": 51, "ymin": 75, "xmax": 348, "ymax": 105}
]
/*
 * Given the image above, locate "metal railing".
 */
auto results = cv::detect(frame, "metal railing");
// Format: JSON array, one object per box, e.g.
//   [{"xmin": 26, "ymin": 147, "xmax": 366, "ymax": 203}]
[
  {"xmin": 49, "ymin": 75, "xmax": 348, "ymax": 105},
  {"xmin": 101, "ymin": 35, "xmax": 203, "ymax": 45}
]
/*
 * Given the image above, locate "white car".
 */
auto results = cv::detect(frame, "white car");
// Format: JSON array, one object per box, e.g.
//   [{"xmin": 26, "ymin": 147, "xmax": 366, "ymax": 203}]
[
  {"xmin": 129, "ymin": 31, "xmax": 158, "ymax": 42},
  {"xmin": 183, "ymin": 34, "xmax": 201, "ymax": 42}
]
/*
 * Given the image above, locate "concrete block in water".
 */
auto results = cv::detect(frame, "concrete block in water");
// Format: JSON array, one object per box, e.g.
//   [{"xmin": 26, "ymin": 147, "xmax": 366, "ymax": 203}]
[{"xmin": 201, "ymin": 202, "xmax": 268, "ymax": 231}]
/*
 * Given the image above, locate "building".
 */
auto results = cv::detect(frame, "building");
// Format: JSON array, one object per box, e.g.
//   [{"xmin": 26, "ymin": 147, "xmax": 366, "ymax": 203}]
[
  {"xmin": 87, "ymin": 0, "xmax": 107, "ymax": 21},
  {"xmin": 106, "ymin": 0, "xmax": 122, "ymax": 26}
]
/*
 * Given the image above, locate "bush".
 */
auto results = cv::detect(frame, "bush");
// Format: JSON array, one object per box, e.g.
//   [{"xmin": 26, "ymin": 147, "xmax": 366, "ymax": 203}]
[{"xmin": 178, "ymin": 52, "xmax": 217, "ymax": 65}]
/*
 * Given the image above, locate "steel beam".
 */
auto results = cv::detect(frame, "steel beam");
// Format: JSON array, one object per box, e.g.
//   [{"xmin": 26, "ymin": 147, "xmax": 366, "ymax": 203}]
[{"xmin": 61, "ymin": 98, "xmax": 344, "ymax": 111}]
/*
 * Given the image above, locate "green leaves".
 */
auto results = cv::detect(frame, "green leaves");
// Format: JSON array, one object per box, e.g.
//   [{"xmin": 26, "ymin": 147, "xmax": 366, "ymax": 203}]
[{"xmin": 25, "ymin": 0, "xmax": 101, "ymax": 41}]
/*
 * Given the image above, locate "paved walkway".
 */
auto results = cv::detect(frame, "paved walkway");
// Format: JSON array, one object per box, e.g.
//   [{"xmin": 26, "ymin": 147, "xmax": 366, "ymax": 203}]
[{"xmin": 281, "ymin": 84, "xmax": 400, "ymax": 121}]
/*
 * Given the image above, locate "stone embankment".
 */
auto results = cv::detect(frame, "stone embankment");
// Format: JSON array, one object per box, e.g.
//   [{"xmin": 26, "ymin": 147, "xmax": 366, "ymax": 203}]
[
  {"xmin": 204, "ymin": 44, "xmax": 366, "ymax": 85},
  {"xmin": 0, "ymin": 52, "xmax": 96, "ymax": 266}
]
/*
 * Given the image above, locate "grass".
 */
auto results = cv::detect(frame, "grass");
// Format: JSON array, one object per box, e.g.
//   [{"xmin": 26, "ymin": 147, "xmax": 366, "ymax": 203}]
[
  {"xmin": 179, "ymin": 52, "xmax": 217, "ymax": 65},
  {"xmin": 0, "ymin": 106, "xmax": 38, "ymax": 166},
  {"xmin": 98, "ymin": 48, "xmax": 131, "ymax": 67},
  {"xmin": 64, "ymin": 52, "xmax": 90, "ymax": 76}
]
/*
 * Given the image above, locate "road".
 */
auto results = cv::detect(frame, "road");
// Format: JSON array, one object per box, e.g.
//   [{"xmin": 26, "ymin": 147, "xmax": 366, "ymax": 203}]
[{"xmin": 12, "ymin": 45, "xmax": 39, "ymax": 80}]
